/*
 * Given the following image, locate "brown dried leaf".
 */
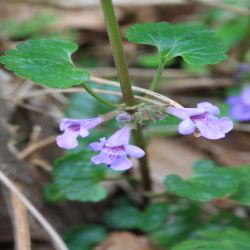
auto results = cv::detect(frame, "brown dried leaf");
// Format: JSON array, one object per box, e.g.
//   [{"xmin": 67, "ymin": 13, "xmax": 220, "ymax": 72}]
[
  {"xmin": 94, "ymin": 232, "xmax": 157, "ymax": 250},
  {"xmin": 145, "ymin": 137, "xmax": 206, "ymax": 192}
]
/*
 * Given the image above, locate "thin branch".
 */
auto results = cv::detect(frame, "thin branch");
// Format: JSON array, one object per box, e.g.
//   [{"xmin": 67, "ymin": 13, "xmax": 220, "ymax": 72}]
[
  {"xmin": 10, "ymin": 186, "xmax": 31, "ymax": 250},
  {"xmin": 0, "ymin": 96, "xmax": 60, "ymax": 118},
  {"xmin": 0, "ymin": 170, "xmax": 69, "ymax": 250},
  {"xmin": 90, "ymin": 76, "xmax": 183, "ymax": 107},
  {"xmin": 20, "ymin": 88, "xmax": 170, "ymax": 106},
  {"xmin": 18, "ymin": 135, "xmax": 57, "ymax": 160},
  {"xmin": 89, "ymin": 67, "xmax": 193, "ymax": 79}
]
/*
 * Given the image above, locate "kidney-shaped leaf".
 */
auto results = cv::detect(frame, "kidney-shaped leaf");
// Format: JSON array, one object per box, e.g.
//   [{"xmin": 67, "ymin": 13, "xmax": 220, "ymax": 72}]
[
  {"xmin": 0, "ymin": 38, "xmax": 89, "ymax": 88},
  {"xmin": 172, "ymin": 227, "xmax": 250, "ymax": 250},
  {"xmin": 126, "ymin": 22, "xmax": 228, "ymax": 65},
  {"xmin": 53, "ymin": 150, "xmax": 108, "ymax": 202},
  {"xmin": 64, "ymin": 225, "xmax": 107, "ymax": 250},
  {"xmin": 230, "ymin": 166, "xmax": 250, "ymax": 205},
  {"xmin": 164, "ymin": 160, "xmax": 239, "ymax": 202}
]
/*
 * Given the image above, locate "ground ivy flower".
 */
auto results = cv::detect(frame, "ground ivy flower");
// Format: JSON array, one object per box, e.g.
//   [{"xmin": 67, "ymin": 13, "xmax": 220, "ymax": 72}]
[
  {"xmin": 56, "ymin": 117, "xmax": 104, "ymax": 149},
  {"xmin": 227, "ymin": 85, "xmax": 250, "ymax": 121},
  {"xmin": 167, "ymin": 102, "xmax": 233, "ymax": 140},
  {"xmin": 89, "ymin": 125, "xmax": 145, "ymax": 171}
]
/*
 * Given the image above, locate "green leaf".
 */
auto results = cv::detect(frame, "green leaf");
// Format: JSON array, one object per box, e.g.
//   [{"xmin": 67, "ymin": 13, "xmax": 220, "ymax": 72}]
[
  {"xmin": 43, "ymin": 183, "xmax": 66, "ymax": 204},
  {"xmin": 150, "ymin": 200, "xmax": 201, "ymax": 248},
  {"xmin": 230, "ymin": 166, "xmax": 250, "ymax": 205},
  {"xmin": 126, "ymin": 22, "xmax": 228, "ymax": 65},
  {"xmin": 53, "ymin": 150, "xmax": 108, "ymax": 202},
  {"xmin": 151, "ymin": 221, "xmax": 196, "ymax": 248},
  {"xmin": 164, "ymin": 160, "xmax": 239, "ymax": 202},
  {"xmin": 137, "ymin": 53, "xmax": 175, "ymax": 68},
  {"xmin": 104, "ymin": 205, "xmax": 142, "ymax": 229},
  {"xmin": 205, "ymin": 212, "xmax": 248, "ymax": 231},
  {"xmin": 64, "ymin": 225, "xmax": 107, "ymax": 250},
  {"xmin": 0, "ymin": 38, "xmax": 89, "ymax": 88},
  {"xmin": 172, "ymin": 227, "xmax": 250, "ymax": 250},
  {"xmin": 138, "ymin": 203, "xmax": 167, "ymax": 232}
]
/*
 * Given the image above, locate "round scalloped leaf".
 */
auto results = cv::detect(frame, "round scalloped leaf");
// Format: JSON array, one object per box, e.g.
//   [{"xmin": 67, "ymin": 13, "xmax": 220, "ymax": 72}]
[
  {"xmin": 0, "ymin": 38, "xmax": 89, "ymax": 88},
  {"xmin": 64, "ymin": 225, "xmax": 107, "ymax": 250},
  {"xmin": 164, "ymin": 160, "xmax": 239, "ymax": 202},
  {"xmin": 53, "ymin": 150, "xmax": 108, "ymax": 202},
  {"xmin": 230, "ymin": 166, "xmax": 250, "ymax": 205},
  {"xmin": 126, "ymin": 22, "xmax": 228, "ymax": 65},
  {"xmin": 172, "ymin": 227, "xmax": 250, "ymax": 250}
]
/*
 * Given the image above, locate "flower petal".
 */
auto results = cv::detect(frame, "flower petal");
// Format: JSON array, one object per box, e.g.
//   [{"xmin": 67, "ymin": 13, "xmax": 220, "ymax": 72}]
[
  {"xmin": 107, "ymin": 126, "xmax": 131, "ymax": 146},
  {"xmin": 91, "ymin": 152, "xmax": 112, "ymax": 165},
  {"xmin": 241, "ymin": 85, "xmax": 250, "ymax": 105},
  {"xmin": 229, "ymin": 103, "xmax": 250, "ymax": 121},
  {"xmin": 197, "ymin": 102, "xmax": 220, "ymax": 115},
  {"xmin": 196, "ymin": 116, "xmax": 225, "ymax": 140},
  {"xmin": 218, "ymin": 117, "xmax": 233, "ymax": 133},
  {"xmin": 227, "ymin": 96, "xmax": 240, "ymax": 105},
  {"xmin": 59, "ymin": 118, "xmax": 77, "ymax": 131},
  {"xmin": 82, "ymin": 117, "xmax": 104, "ymax": 130},
  {"xmin": 110, "ymin": 156, "xmax": 133, "ymax": 171},
  {"xmin": 125, "ymin": 145, "xmax": 145, "ymax": 158},
  {"xmin": 199, "ymin": 126, "xmax": 225, "ymax": 139},
  {"xmin": 167, "ymin": 107, "xmax": 204, "ymax": 120},
  {"xmin": 79, "ymin": 127, "xmax": 89, "ymax": 137},
  {"xmin": 56, "ymin": 132, "xmax": 78, "ymax": 149},
  {"xmin": 89, "ymin": 141, "xmax": 105, "ymax": 151},
  {"xmin": 178, "ymin": 119, "xmax": 195, "ymax": 135}
]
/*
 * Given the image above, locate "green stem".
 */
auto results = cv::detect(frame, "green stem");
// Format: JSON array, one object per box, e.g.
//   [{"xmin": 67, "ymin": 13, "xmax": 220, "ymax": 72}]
[
  {"xmin": 82, "ymin": 83, "xmax": 117, "ymax": 109},
  {"xmin": 101, "ymin": 0, "xmax": 152, "ymax": 191},
  {"xmin": 149, "ymin": 58, "xmax": 166, "ymax": 92},
  {"xmin": 100, "ymin": 0, "xmax": 135, "ymax": 106}
]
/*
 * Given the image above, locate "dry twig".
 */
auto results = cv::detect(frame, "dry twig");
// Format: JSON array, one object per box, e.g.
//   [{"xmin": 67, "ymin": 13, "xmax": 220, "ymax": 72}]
[
  {"xmin": 90, "ymin": 76, "xmax": 183, "ymax": 107},
  {"xmin": 0, "ymin": 170, "xmax": 69, "ymax": 250},
  {"xmin": 10, "ymin": 186, "xmax": 31, "ymax": 250},
  {"xmin": 18, "ymin": 135, "xmax": 57, "ymax": 160}
]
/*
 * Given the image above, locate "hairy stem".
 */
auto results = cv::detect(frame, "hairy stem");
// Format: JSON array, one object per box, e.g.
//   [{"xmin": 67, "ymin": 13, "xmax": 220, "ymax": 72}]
[
  {"xmin": 149, "ymin": 58, "xmax": 166, "ymax": 92},
  {"xmin": 101, "ymin": 0, "xmax": 152, "ymax": 191},
  {"xmin": 82, "ymin": 83, "xmax": 117, "ymax": 108}
]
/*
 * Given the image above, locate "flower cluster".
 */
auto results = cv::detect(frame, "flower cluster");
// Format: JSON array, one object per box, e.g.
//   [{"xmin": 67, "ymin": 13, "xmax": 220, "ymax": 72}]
[
  {"xmin": 56, "ymin": 102, "xmax": 233, "ymax": 170},
  {"xmin": 227, "ymin": 85, "xmax": 250, "ymax": 122},
  {"xmin": 56, "ymin": 113, "xmax": 145, "ymax": 171}
]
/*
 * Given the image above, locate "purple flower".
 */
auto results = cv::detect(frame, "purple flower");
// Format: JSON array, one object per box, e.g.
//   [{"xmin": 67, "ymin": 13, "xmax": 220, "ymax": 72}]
[
  {"xmin": 89, "ymin": 126, "xmax": 145, "ymax": 171},
  {"xmin": 227, "ymin": 85, "xmax": 250, "ymax": 121},
  {"xmin": 56, "ymin": 117, "xmax": 104, "ymax": 149},
  {"xmin": 167, "ymin": 102, "xmax": 233, "ymax": 140}
]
